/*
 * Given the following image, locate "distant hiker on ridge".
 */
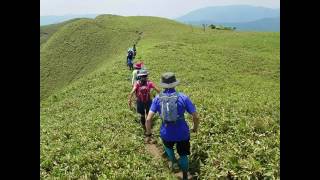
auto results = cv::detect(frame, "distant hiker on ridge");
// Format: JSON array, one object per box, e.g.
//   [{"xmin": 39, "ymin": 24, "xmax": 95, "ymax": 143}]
[
  {"xmin": 128, "ymin": 69, "xmax": 160, "ymax": 132},
  {"xmin": 133, "ymin": 44, "xmax": 137, "ymax": 58},
  {"xmin": 145, "ymin": 72, "xmax": 199, "ymax": 180},
  {"xmin": 127, "ymin": 48, "xmax": 134, "ymax": 70}
]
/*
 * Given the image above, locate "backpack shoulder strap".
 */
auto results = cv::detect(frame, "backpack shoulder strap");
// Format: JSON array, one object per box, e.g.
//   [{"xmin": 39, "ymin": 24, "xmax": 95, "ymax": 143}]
[
  {"xmin": 176, "ymin": 91, "xmax": 186, "ymax": 108},
  {"xmin": 159, "ymin": 91, "xmax": 167, "ymax": 98},
  {"xmin": 136, "ymin": 81, "xmax": 141, "ymax": 88}
]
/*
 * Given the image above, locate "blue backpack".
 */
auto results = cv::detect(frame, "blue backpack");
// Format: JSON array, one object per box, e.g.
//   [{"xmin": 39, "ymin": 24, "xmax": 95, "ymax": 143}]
[{"xmin": 159, "ymin": 92, "xmax": 180, "ymax": 123}]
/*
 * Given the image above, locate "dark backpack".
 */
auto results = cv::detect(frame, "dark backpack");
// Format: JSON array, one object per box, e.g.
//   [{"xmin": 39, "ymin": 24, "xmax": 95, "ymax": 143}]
[
  {"xmin": 136, "ymin": 81, "xmax": 151, "ymax": 103},
  {"xmin": 128, "ymin": 51, "xmax": 133, "ymax": 59}
]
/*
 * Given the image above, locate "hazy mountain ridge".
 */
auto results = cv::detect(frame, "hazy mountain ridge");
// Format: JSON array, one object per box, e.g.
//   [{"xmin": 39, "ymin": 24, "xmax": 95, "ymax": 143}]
[{"xmin": 176, "ymin": 5, "xmax": 280, "ymax": 31}]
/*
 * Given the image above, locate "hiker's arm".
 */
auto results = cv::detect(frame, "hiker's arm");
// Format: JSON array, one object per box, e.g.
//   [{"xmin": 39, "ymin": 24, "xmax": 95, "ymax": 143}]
[
  {"xmin": 145, "ymin": 111, "xmax": 155, "ymax": 135},
  {"xmin": 191, "ymin": 112, "xmax": 199, "ymax": 132},
  {"xmin": 154, "ymin": 86, "xmax": 161, "ymax": 94},
  {"xmin": 128, "ymin": 89, "xmax": 135, "ymax": 101},
  {"xmin": 131, "ymin": 72, "xmax": 135, "ymax": 85},
  {"xmin": 128, "ymin": 87, "xmax": 136, "ymax": 107},
  {"xmin": 184, "ymin": 96, "xmax": 199, "ymax": 132}
]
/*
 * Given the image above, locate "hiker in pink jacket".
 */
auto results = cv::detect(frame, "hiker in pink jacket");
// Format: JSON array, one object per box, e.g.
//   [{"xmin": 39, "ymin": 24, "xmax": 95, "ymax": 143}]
[{"xmin": 128, "ymin": 69, "xmax": 160, "ymax": 132}]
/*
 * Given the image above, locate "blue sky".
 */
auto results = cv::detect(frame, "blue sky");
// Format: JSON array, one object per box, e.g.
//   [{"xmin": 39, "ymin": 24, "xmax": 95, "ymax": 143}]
[{"xmin": 40, "ymin": 0, "xmax": 280, "ymax": 19}]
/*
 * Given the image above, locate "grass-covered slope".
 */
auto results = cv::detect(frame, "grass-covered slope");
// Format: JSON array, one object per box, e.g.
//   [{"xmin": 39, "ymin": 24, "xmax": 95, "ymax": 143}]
[
  {"xmin": 40, "ymin": 15, "xmax": 146, "ymax": 100},
  {"xmin": 40, "ymin": 15, "xmax": 279, "ymax": 179},
  {"xmin": 40, "ymin": 19, "xmax": 83, "ymax": 46}
]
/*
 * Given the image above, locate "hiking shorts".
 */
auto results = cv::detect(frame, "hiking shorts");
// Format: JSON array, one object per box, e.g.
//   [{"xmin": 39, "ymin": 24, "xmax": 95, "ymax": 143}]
[
  {"xmin": 162, "ymin": 139, "xmax": 190, "ymax": 156},
  {"xmin": 136, "ymin": 100, "xmax": 152, "ymax": 115}
]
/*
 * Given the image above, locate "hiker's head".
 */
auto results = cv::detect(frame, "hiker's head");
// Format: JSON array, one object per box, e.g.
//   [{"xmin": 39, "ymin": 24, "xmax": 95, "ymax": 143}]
[
  {"xmin": 138, "ymin": 69, "xmax": 148, "ymax": 83},
  {"xmin": 159, "ymin": 72, "xmax": 180, "ymax": 89},
  {"xmin": 140, "ymin": 75, "xmax": 147, "ymax": 82}
]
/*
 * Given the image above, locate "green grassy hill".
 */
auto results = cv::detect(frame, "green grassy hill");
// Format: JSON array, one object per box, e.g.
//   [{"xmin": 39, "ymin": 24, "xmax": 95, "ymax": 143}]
[
  {"xmin": 40, "ymin": 19, "xmax": 84, "ymax": 46},
  {"xmin": 40, "ymin": 15, "xmax": 279, "ymax": 179}
]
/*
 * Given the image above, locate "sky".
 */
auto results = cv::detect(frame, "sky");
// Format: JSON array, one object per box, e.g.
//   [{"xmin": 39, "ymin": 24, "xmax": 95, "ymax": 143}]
[{"xmin": 40, "ymin": 0, "xmax": 280, "ymax": 19}]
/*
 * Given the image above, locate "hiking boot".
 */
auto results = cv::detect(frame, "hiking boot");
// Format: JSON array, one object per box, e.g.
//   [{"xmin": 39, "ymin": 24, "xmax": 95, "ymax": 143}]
[
  {"xmin": 168, "ymin": 161, "xmax": 179, "ymax": 172},
  {"xmin": 162, "ymin": 151, "xmax": 167, "ymax": 158},
  {"xmin": 182, "ymin": 171, "xmax": 188, "ymax": 180},
  {"xmin": 175, "ymin": 171, "xmax": 192, "ymax": 180},
  {"xmin": 144, "ymin": 136, "xmax": 156, "ymax": 144}
]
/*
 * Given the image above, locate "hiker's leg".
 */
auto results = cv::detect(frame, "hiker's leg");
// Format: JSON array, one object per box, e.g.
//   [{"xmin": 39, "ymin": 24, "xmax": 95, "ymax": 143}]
[
  {"xmin": 141, "ymin": 102, "xmax": 150, "ymax": 131},
  {"xmin": 145, "ymin": 100, "xmax": 152, "ymax": 127},
  {"xmin": 162, "ymin": 140, "xmax": 176, "ymax": 162},
  {"xmin": 136, "ymin": 100, "xmax": 146, "ymax": 131},
  {"xmin": 129, "ymin": 59, "xmax": 133, "ymax": 70},
  {"xmin": 177, "ymin": 140, "xmax": 191, "ymax": 179},
  {"xmin": 140, "ymin": 114, "xmax": 146, "ymax": 131},
  {"xmin": 179, "ymin": 156, "xmax": 189, "ymax": 176}
]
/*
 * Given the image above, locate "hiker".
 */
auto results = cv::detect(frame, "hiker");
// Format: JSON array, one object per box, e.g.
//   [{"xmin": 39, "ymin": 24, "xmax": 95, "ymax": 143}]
[
  {"xmin": 145, "ymin": 72, "xmax": 199, "ymax": 180},
  {"xmin": 132, "ymin": 62, "xmax": 144, "ymax": 86},
  {"xmin": 127, "ymin": 48, "xmax": 134, "ymax": 70},
  {"xmin": 128, "ymin": 69, "xmax": 160, "ymax": 132},
  {"xmin": 133, "ymin": 44, "xmax": 137, "ymax": 58}
]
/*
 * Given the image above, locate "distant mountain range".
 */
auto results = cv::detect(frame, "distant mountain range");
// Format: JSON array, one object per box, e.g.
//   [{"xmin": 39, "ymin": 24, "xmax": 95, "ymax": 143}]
[
  {"xmin": 176, "ymin": 5, "xmax": 280, "ymax": 32},
  {"xmin": 40, "ymin": 14, "xmax": 98, "ymax": 26},
  {"xmin": 41, "ymin": 5, "xmax": 280, "ymax": 31}
]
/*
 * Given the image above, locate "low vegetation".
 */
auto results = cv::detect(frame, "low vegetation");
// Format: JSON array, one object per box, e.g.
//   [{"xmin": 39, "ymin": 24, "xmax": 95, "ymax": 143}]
[{"xmin": 41, "ymin": 15, "xmax": 279, "ymax": 179}]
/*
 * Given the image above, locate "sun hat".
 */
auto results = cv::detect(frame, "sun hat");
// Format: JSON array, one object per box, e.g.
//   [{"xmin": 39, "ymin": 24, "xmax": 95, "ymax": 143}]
[
  {"xmin": 159, "ymin": 72, "xmax": 180, "ymax": 88},
  {"xmin": 137, "ymin": 69, "xmax": 148, "ymax": 77},
  {"xmin": 134, "ymin": 63, "xmax": 142, "ymax": 69}
]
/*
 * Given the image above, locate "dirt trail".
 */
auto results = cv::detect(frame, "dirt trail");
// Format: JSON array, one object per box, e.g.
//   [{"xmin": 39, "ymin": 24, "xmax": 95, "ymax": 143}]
[
  {"xmin": 128, "ymin": 43, "xmax": 193, "ymax": 179},
  {"xmin": 146, "ymin": 143, "xmax": 162, "ymax": 160},
  {"xmin": 145, "ymin": 138, "xmax": 193, "ymax": 180}
]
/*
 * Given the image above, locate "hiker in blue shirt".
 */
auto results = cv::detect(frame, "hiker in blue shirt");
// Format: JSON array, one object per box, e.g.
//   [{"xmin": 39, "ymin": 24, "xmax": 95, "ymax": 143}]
[
  {"xmin": 145, "ymin": 72, "xmax": 199, "ymax": 180},
  {"xmin": 127, "ymin": 48, "xmax": 134, "ymax": 70}
]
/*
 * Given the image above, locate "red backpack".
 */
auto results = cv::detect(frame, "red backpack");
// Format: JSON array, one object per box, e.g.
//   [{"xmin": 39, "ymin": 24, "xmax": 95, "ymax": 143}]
[{"xmin": 136, "ymin": 81, "xmax": 151, "ymax": 103}]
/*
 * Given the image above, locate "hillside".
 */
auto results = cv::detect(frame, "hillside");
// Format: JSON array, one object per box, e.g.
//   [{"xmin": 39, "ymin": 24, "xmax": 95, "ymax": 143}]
[
  {"xmin": 40, "ymin": 15, "xmax": 280, "ymax": 179},
  {"xmin": 41, "ymin": 19, "xmax": 83, "ymax": 46},
  {"xmin": 40, "ymin": 15, "xmax": 153, "ymax": 99}
]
